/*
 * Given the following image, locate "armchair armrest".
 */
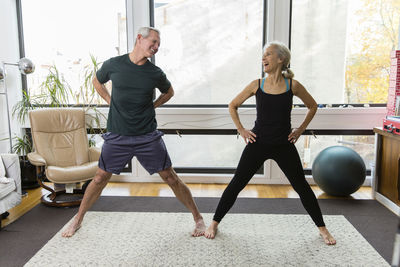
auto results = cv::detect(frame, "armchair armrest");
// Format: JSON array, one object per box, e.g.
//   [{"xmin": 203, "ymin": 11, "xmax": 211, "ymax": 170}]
[
  {"xmin": 1, "ymin": 153, "xmax": 22, "ymax": 194},
  {"xmin": 28, "ymin": 152, "xmax": 47, "ymax": 167},
  {"xmin": 88, "ymin": 147, "xmax": 101, "ymax": 162}
]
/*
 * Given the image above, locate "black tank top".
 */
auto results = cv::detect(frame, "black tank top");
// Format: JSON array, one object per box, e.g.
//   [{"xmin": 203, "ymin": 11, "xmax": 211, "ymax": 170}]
[{"xmin": 252, "ymin": 77, "xmax": 293, "ymax": 144}]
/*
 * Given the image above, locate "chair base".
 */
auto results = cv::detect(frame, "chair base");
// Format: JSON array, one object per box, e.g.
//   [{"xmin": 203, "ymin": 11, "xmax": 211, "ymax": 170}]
[
  {"xmin": 41, "ymin": 189, "xmax": 85, "ymax": 207},
  {"xmin": 35, "ymin": 167, "xmax": 92, "ymax": 207}
]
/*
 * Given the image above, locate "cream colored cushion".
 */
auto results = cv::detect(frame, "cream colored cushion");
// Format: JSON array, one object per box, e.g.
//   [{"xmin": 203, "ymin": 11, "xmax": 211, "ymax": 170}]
[{"xmin": 46, "ymin": 161, "xmax": 98, "ymax": 184}]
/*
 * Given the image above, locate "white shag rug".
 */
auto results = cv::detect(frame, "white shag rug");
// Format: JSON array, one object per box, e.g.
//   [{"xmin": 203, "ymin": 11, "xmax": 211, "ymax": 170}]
[{"xmin": 25, "ymin": 212, "xmax": 389, "ymax": 267}]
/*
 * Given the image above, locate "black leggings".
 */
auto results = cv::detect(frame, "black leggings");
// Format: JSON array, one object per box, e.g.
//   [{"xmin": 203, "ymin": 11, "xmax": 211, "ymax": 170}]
[{"xmin": 213, "ymin": 142, "xmax": 325, "ymax": 227}]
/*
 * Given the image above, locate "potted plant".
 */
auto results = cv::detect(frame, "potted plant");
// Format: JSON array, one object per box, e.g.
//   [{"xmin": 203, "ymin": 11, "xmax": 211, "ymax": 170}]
[{"xmin": 11, "ymin": 134, "xmax": 38, "ymax": 189}]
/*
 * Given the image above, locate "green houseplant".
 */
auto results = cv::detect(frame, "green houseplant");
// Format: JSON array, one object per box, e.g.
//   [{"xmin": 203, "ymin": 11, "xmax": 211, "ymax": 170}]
[
  {"xmin": 73, "ymin": 55, "xmax": 107, "ymax": 146},
  {"xmin": 11, "ymin": 135, "xmax": 37, "ymax": 189},
  {"xmin": 39, "ymin": 64, "xmax": 71, "ymax": 107}
]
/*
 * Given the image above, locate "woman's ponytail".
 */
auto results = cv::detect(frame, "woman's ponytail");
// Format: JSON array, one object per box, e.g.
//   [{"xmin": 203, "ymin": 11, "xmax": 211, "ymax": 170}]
[{"xmin": 282, "ymin": 66, "xmax": 294, "ymax": 79}]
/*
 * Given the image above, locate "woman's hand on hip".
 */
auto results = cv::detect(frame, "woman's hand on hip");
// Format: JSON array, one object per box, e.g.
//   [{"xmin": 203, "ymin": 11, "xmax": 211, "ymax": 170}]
[
  {"xmin": 288, "ymin": 127, "xmax": 304, "ymax": 143},
  {"xmin": 238, "ymin": 128, "xmax": 257, "ymax": 144}
]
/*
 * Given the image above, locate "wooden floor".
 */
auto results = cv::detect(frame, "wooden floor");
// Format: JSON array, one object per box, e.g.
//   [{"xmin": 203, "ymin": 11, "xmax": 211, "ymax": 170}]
[{"xmin": 1, "ymin": 182, "xmax": 373, "ymax": 228}]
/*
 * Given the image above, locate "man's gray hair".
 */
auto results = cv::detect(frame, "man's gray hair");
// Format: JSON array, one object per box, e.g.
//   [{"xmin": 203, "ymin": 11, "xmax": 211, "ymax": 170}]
[
  {"xmin": 137, "ymin": 26, "xmax": 160, "ymax": 38},
  {"xmin": 134, "ymin": 27, "xmax": 160, "ymax": 46}
]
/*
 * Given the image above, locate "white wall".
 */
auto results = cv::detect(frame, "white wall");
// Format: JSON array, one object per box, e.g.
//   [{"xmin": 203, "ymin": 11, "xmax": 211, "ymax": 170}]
[{"xmin": 0, "ymin": 0, "xmax": 23, "ymax": 153}]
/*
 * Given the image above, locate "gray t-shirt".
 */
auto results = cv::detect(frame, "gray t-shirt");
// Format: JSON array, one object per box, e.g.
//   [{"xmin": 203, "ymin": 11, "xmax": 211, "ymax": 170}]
[{"xmin": 96, "ymin": 54, "xmax": 171, "ymax": 136}]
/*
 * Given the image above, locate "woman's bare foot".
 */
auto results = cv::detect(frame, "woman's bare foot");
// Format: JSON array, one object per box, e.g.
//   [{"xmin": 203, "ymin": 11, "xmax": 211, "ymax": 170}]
[
  {"xmin": 204, "ymin": 220, "xmax": 219, "ymax": 239},
  {"xmin": 61, "ymin": 216, "xmax": 81, "ymax": 238},
  {"xmin": 318, "ymin": 226, "xmax": 336, "ymax": 245},
  {"xmin": 192, "ymin": 218, "xmax": 206, "ymax": 237}
]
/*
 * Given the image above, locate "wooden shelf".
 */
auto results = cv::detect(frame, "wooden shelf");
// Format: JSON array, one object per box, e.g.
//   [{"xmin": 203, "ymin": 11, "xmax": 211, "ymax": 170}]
[{"xmin": 373, "ymin": 127, "xmax": 400, "ymax": 208}]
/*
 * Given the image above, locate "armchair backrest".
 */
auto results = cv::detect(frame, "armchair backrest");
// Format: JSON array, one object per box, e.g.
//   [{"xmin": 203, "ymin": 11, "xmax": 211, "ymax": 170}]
[{"xmin": 29, "ymin": 108, "xmax": 90, "ymax": 167}]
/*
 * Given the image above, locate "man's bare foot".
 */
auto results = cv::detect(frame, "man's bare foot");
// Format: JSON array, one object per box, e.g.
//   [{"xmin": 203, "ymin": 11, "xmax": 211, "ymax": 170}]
[
  {"xmin": 318, "ymin": 226, "xmax": 336, "ymax": 245},
  {"xmin": 192, "ymin": 218, "xmax": 206, "ymax": 237},
  {"xmin": 61, "ymin": 217, "xmax": 81, "ymax": 238},
  {"xmin": 204, "ymin": 220, "xmax": 219, "ymax": 239}
]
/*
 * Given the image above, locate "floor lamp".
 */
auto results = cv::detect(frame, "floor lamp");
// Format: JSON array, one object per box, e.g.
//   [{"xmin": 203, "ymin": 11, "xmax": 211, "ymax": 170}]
[{"xmin": 0, "ymin": 58, "xmax": 35, "ymax": 153}]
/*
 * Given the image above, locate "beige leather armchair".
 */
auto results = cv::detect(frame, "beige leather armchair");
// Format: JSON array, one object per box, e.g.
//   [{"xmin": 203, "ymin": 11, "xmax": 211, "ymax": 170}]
[{"xmin": 28, "ymin": 108, "xmax": 100, "ymax": 207}]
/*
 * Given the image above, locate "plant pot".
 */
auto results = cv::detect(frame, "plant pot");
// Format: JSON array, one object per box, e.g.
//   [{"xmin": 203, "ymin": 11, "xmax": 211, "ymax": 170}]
[{"xmin": 20, "ymin": 157, "xmax": 39, "ymax": 189}]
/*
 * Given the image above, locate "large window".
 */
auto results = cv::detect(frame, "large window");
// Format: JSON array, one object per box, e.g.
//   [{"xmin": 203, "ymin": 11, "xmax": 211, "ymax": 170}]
[
  {"xmin": 21, "ymin": 0, "xmax": 127, "ymax": 105},
  {"xmin": 291, "ymin": 0, "xmax": 399, "ymax": 105},
  {"xmin": 15, "ymin": 0, "xmax": 389, "ymax": 180},
  {"xmin": 154, "ymin": 0, "xmax": 264, "ymax": 105},
  {"xmin": 289, "ymin": 0, "xmax": 399, "ymax": 177}
]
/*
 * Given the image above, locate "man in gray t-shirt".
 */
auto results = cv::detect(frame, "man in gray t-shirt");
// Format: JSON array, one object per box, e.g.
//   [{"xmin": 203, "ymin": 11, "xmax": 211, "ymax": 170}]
[{"xmin": 62, "ymin": 27, "xmax": 206, "ymax": 238}]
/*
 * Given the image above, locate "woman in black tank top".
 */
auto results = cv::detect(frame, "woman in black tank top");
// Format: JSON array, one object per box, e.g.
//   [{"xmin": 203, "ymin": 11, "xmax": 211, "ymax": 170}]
[{"xmin": 205, "ymin": 42, "xmax": 336, "ymax": 246}]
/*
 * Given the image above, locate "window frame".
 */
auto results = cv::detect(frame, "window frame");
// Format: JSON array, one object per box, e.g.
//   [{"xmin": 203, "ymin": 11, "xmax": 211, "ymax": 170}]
[{"xmin": 15, "ymin": 0, "xmax": 389, "ymax": 182}]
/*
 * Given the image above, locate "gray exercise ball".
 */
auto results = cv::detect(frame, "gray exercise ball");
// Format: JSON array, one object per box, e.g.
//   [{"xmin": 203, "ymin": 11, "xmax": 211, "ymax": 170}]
[{"xmin": 312, "ymin": 146, "xmax": 366, "ymax": 196}]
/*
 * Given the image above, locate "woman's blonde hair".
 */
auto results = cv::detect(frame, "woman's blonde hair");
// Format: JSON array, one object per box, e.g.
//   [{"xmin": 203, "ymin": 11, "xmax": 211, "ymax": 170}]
[{"xmin": 264, "ymin": 41, "xmax": 294, "ymax": 79}]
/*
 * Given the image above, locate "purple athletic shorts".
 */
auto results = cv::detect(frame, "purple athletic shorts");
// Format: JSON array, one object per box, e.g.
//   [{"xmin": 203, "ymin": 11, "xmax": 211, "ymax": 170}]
[{"xmin": 98, "ymin": 130, "xmax": 172, "ymax": 175}]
